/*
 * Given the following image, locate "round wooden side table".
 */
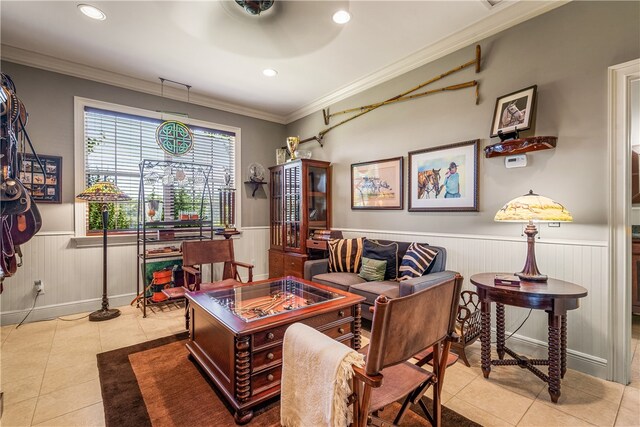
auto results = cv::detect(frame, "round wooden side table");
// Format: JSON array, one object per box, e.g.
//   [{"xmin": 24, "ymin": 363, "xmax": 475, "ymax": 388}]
[{"xmin": 470, "ymin": 273, "xmax": 588, "ymax": 403}]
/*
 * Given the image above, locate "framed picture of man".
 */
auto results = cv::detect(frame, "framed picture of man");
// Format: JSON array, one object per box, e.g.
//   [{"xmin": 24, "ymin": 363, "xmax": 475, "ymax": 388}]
[
  {"xmin": 408, "ymin": 140, "xmax": 479, "ymax": 212},
  {"xmin": 490, "ymin": 85, "xmax": 537, "ymax": 137}
]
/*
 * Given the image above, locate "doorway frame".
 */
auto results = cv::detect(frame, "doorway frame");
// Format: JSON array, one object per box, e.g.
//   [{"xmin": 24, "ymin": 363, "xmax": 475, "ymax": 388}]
[{"xmin": 608, "ymin": 58, "xmax": 640, "ymax": 384}]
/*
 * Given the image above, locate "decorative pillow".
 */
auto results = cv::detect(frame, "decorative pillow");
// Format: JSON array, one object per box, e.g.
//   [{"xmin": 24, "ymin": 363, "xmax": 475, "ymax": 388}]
[
  {"xmin": 358, "ymin": 257, "xmax": 387, "ymax": 282},
  {"xmin": 328, "ymin": 238, "xmax": 364, "ymax": 273},
  {"xmin": 362, "ymin": 239, "xmax": 399, "ymax": 280},
  {"xmin": 398, "ymin": 243, "xmax": 439, "ymax": 280}
]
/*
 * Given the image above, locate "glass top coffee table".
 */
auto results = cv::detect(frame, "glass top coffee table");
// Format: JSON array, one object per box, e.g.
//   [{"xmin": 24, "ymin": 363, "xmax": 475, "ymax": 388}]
[
  {"xmin": 203, "ymin": 277, "xmax": 345, "ymax": 322},
  {"xmin": 185, "ymin": 276, "xmax": 365, "ymax": 424}
]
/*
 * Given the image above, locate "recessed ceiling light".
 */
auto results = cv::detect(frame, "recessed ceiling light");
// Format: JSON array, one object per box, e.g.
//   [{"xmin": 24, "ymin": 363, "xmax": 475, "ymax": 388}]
[
  {"xmin": 78, "ymin": 4, "xmax": 106, "ymax": 21},
  {"xmin": 262, "ymin": 68, "xmax": 278, "ymax": 77},
  {"xmin": 332, "ymin": 10, "xmax": 351, "ymax": 24}
]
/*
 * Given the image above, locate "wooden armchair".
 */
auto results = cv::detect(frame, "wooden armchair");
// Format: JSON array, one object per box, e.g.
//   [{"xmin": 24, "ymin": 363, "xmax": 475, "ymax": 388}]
[
  {"xmin": 451, "ymin": 290, "xmax": 481, "ymax": 367},
  {"xmin": 181, "ymin": 239, "xmax": 253, "ymax": 291},
  {"xmin": 352, "ymin": 273, "xmax": 463, "ymax": 427}
]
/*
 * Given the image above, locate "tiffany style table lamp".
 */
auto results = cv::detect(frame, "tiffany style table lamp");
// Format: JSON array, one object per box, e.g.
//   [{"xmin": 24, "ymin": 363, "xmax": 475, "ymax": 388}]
[{"xmin": 495, "ymin": 190, "xmax": 572, "ymax": 282}]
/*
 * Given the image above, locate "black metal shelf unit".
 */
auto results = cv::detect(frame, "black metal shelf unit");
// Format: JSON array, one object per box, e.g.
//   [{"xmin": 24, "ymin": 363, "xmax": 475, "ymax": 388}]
[{"xmin": 136, "ymin": 159, "xmax": 215, "ymax": 317}]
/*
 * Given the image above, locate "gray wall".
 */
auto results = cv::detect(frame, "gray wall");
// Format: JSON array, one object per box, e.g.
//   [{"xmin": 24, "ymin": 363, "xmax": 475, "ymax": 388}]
[
  {"xmin": 287, "ymin": 1, "xmax": 640, "ymax": 242},
  {"xmin": 0, "ymin": 61, "xmax": 286, "ymax": 231}
]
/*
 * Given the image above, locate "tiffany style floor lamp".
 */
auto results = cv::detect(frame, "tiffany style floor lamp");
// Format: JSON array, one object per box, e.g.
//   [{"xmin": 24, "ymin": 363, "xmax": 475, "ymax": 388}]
[{"xmin": 77, "ymin": 181, "xmax": 131, "ymax": 321}]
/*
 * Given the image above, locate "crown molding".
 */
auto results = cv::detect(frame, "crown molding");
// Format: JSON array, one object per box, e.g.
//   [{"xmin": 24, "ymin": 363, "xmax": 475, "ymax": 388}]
[
  {"xmin": 1, "ymin": 0, "xmax": 569, "ymax": 126},
  {"xmin": 1, "ymin": 45, "xmax": 287, "ymax": 124},
  {"xmin": 284, "ymin": 0, "xmax": 570, "ymax": 124}
]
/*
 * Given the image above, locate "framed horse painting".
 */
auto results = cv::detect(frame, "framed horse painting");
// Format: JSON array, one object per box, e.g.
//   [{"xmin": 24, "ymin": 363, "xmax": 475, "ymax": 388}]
[
  {"xmin": 490, "ymin": 85, "xmax": 537, "ymax": 137},
  {"xmin": 351, "ymin": 157, "xmax": 403, "ymax": 210},
  {"xmin": 408, "ymin": 140, "xmax": 479, "ymax": 212}
]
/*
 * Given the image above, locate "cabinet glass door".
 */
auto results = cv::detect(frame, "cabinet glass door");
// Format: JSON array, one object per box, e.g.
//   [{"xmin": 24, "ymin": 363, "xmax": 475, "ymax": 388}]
[
  {"xmin": 307, "ymin": 166, "xmax": 328, "ymax": 236},
  {"xmin": 270, "ymin": 168, "xmax": 283, "ymax": 249},
  {"xmin": 284, "ymin": 163, "xmax": 301, "ymax": 251}
]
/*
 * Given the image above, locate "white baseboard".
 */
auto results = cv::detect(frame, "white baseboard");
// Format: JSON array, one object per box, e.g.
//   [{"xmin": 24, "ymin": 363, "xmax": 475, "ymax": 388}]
[
  {"xmin": 1, "ymin": 293, "xmax": 137, "ymax": 325},
  {"xmin": 1, "ymin": 274, "xmax": 271, "ymax": 326},
  {"xmin": 500, "ymin": 331, "xmax": 608, "ymax": 379}
]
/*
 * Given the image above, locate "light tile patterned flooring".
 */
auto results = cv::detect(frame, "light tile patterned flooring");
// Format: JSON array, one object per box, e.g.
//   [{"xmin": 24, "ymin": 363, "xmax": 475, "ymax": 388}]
[{"xmin": 0, "ymin": 306, "xmax": 638, "ymax": 426}]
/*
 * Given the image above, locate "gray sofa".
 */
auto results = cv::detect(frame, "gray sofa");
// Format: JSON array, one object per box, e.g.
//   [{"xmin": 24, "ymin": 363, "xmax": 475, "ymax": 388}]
[{"xmin": 304, "ymin": 239, "xmax": 453, "ymax": 320}]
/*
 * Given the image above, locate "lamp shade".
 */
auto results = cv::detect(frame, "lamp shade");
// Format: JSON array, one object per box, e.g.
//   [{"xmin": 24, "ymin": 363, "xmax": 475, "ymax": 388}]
[
  {"xmin": 76, "ymin": 181, "xmax": 131, "ymax": 203},
  {"xmin": 494, "ymin": 190, "xmax": 572, "ymax": 223}
]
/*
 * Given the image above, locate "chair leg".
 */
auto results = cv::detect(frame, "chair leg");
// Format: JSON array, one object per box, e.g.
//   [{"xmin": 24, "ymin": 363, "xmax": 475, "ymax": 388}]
[
  {"xmin": 358, "ymin": 385, "xmax": 373, "ymax": 427},
  {"xmin": 458, "ymin": 346, "xmax": 471, "ymax": 367},
  {"xmin": 394, "ymin": 396, "xmax": 412, "ymax": 425},
  {"xmin": 417, "ymin": 397, "xmax": 435, "ymax": 426},
  {"xmin": 395, "ymin": 378, "xmax": 434, "ymax": 425},
  {"xmin": 432, "ymin": 385, "xmax": 442, "ymax": 427}
]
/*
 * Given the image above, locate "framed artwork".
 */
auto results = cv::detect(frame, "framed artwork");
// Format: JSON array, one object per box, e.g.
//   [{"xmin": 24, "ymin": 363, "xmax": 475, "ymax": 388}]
[
  {"xmin": 408, "ymin": 140, "xmax": 479, "ymax": 212},
  {"xmin": 351, "ymin": 157, "xmax": 403, "ymax": 210},
  {"xmin": 19, "ymin": 153, "xmax": 62, "ymax": 203},
  {"xmin": 490, "ymin": 85, "xmax": 537, "ymax": 137}
]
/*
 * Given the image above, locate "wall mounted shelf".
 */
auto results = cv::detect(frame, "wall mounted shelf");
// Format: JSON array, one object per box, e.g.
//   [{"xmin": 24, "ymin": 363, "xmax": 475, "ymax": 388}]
[
  {"xmin": 243, "ymin": 180, "xmax": 267, "ymax": 197},
  {"xmin": 484, "ymin": 136, "xmax": 557, "ymax": 158}
]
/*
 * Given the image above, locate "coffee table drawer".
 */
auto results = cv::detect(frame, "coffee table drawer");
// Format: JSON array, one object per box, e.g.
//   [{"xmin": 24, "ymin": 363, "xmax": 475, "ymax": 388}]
[
  {"xmin": 253, "ymin": 308, "xmax": 354, "ymax": 347},
  {"xmin": 253, "ymin": 346, "xmax": 282, "ymax": 371},
  {"xmin": 251, "ymin": 365, "xmax": 281, "ymax": 396},
  {"xmin": 321, "ymin": 321, "xmax": 352, "ymax": 340}
]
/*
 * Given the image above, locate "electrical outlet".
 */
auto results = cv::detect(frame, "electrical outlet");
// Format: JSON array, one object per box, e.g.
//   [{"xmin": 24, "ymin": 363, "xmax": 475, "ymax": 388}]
[{"xmin": 34, "ymin": 280, "xmax": 44, "ymax": 294}]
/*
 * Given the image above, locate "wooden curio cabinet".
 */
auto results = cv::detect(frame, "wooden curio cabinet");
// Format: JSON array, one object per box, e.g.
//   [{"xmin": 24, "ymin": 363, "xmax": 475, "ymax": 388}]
[{"xmin": 269, "ymin": 159, "xmax": 331, "ymax": 278}]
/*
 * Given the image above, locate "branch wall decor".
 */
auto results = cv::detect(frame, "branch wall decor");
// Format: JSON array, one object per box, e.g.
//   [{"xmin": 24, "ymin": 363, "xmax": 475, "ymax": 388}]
[{"xmin": 299, "ymin": 45, "xmax": 483, "ymax": 147}]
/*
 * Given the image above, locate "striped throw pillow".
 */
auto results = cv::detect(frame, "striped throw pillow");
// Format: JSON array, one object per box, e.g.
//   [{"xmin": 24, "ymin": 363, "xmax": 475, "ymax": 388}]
[
  {"xmin": 398, "ymin": 243, "xmax": 438, "ymax": 280},
  {"xmin": 328, "ymin": 238, "xmax": 364, "ymax": 273}
]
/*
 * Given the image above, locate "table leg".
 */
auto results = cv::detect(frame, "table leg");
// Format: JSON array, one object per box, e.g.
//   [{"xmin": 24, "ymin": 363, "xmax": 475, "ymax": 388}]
[
  {"xmin": 548, "ymin": 311, "xmax": 562, "ymax": 403},
  {"xmin": 496, "ymin": 303, "xmax": 506, "ymax": 360},
  {"xmin": 234, "ymin": 409, "xmax": 253, "ymax": 425},
  {"xmin": 561, "ymin": 315, "xmax": 567, "ymax": 379},
  {"xmin": 481, "ymin": 301, "xmax": 492, "ymax": 378}
]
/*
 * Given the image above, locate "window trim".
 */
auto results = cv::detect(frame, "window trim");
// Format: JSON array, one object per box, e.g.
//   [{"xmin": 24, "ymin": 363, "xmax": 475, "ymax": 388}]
[{"xmin": 73, "ymin": 96, "xmax": 242, "ymax": 237}]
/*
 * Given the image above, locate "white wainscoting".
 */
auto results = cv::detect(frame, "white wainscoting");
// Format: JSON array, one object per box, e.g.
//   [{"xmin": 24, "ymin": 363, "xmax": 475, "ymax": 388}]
[
  {"xmin": 338, "ymin": 228, "xmax": 609, "ymax": 379},
  {"xmin": 1, "ymin": 226, "xmax": 609, "ymax": 378},
  {"xmin": 0, "ymin": 227, "xmax": 271, "ymax": 325}
]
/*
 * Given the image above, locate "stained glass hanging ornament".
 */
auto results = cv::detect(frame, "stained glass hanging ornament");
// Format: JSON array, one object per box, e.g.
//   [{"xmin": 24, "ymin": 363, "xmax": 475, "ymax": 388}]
[
  {"xmin": 194, "ymin": 167, "xmax": 205, "ymax": 185},
  {"xmin": 162, "ymin": 174, "xmax": 175, "ymax": 186},
  {"xmin": 155, "ymin": 120, "xmax": 194, "ymax": 156},
  {"xmin": 175, "ymin": 168, "xmax": 186, "ymax": 182},
  {"xmin": 144, "ymin": 172, "xmax": 160, "ymax": 186}
]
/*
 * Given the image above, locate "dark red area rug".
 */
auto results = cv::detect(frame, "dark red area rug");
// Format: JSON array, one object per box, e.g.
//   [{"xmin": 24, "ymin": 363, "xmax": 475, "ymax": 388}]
[{"xmin": 97, "ymin": 333, "xmax": 480, "ymax": 427}]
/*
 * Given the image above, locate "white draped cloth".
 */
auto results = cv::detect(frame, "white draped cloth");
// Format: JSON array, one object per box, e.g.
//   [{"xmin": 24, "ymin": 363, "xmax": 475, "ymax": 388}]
[{"xmin": 280, "ymin": 323, "xmax": 365, "ymax": 427}]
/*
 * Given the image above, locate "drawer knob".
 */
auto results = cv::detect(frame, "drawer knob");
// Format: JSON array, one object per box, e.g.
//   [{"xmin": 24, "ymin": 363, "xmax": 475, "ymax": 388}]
[
  {"xmin": 338, "ymin": 327, "xmax": 345, "ymax": 334},
  {"xmin": 338, "ymin": 310, "xmax": 344, "ymax": 317},
  {"xmin": 267, "ymin": 332, "xmax": 275, "ymax": 340},
  {"xmin": 267, "ymin": 352, "xmax": 274, "ymax": 360},
  {"xmin": 267, "ymin": 374, "xmax": 274, "ymax": 381}
]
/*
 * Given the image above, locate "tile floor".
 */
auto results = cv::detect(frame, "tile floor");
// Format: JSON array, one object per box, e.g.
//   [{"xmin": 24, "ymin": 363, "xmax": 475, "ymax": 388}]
[{"xmin": 0, "ymin": 306, "xmax": 638, "ymax": 427}]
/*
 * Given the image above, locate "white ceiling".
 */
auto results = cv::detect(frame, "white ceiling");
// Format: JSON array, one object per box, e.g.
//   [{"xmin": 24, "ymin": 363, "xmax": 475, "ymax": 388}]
[{"xmin": 1, "ymin": 1, "xmax": 566, "ymax": 123}]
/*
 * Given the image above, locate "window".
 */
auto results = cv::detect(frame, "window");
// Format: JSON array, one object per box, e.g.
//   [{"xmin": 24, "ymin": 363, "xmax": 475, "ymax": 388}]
[{"xmin": 76, "ymin": 99, "xmax": 240, "ymax": 234}]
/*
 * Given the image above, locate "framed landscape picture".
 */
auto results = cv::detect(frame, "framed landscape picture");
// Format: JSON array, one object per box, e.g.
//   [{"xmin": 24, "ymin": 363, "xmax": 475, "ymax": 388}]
[
  {"xmin": 351, "ymin": 157, "xmax": 403, "ymax": 210},
  {"xmin": 408, "ymin": 140, "xmax": 479, "ymax": 212},
  {"xmin": 490, "ymin": 85, "xmax": 537, "ymax": 137},
  {"xmin": 19, "ymin": 153, "xmax": 62, "ymax": 203}
]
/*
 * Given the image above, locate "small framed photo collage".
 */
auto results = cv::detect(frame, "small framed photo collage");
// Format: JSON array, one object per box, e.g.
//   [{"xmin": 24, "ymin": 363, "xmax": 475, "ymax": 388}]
[{"xmin": 19, "ymin": 153, "xmax": 62, "ymax": 203}]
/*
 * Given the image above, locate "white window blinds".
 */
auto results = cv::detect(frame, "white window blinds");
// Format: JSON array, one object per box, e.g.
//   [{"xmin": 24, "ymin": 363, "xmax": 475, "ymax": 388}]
[{"xmin": 84, "ymin": 107, "xmax": 236, "ymax": 231}]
